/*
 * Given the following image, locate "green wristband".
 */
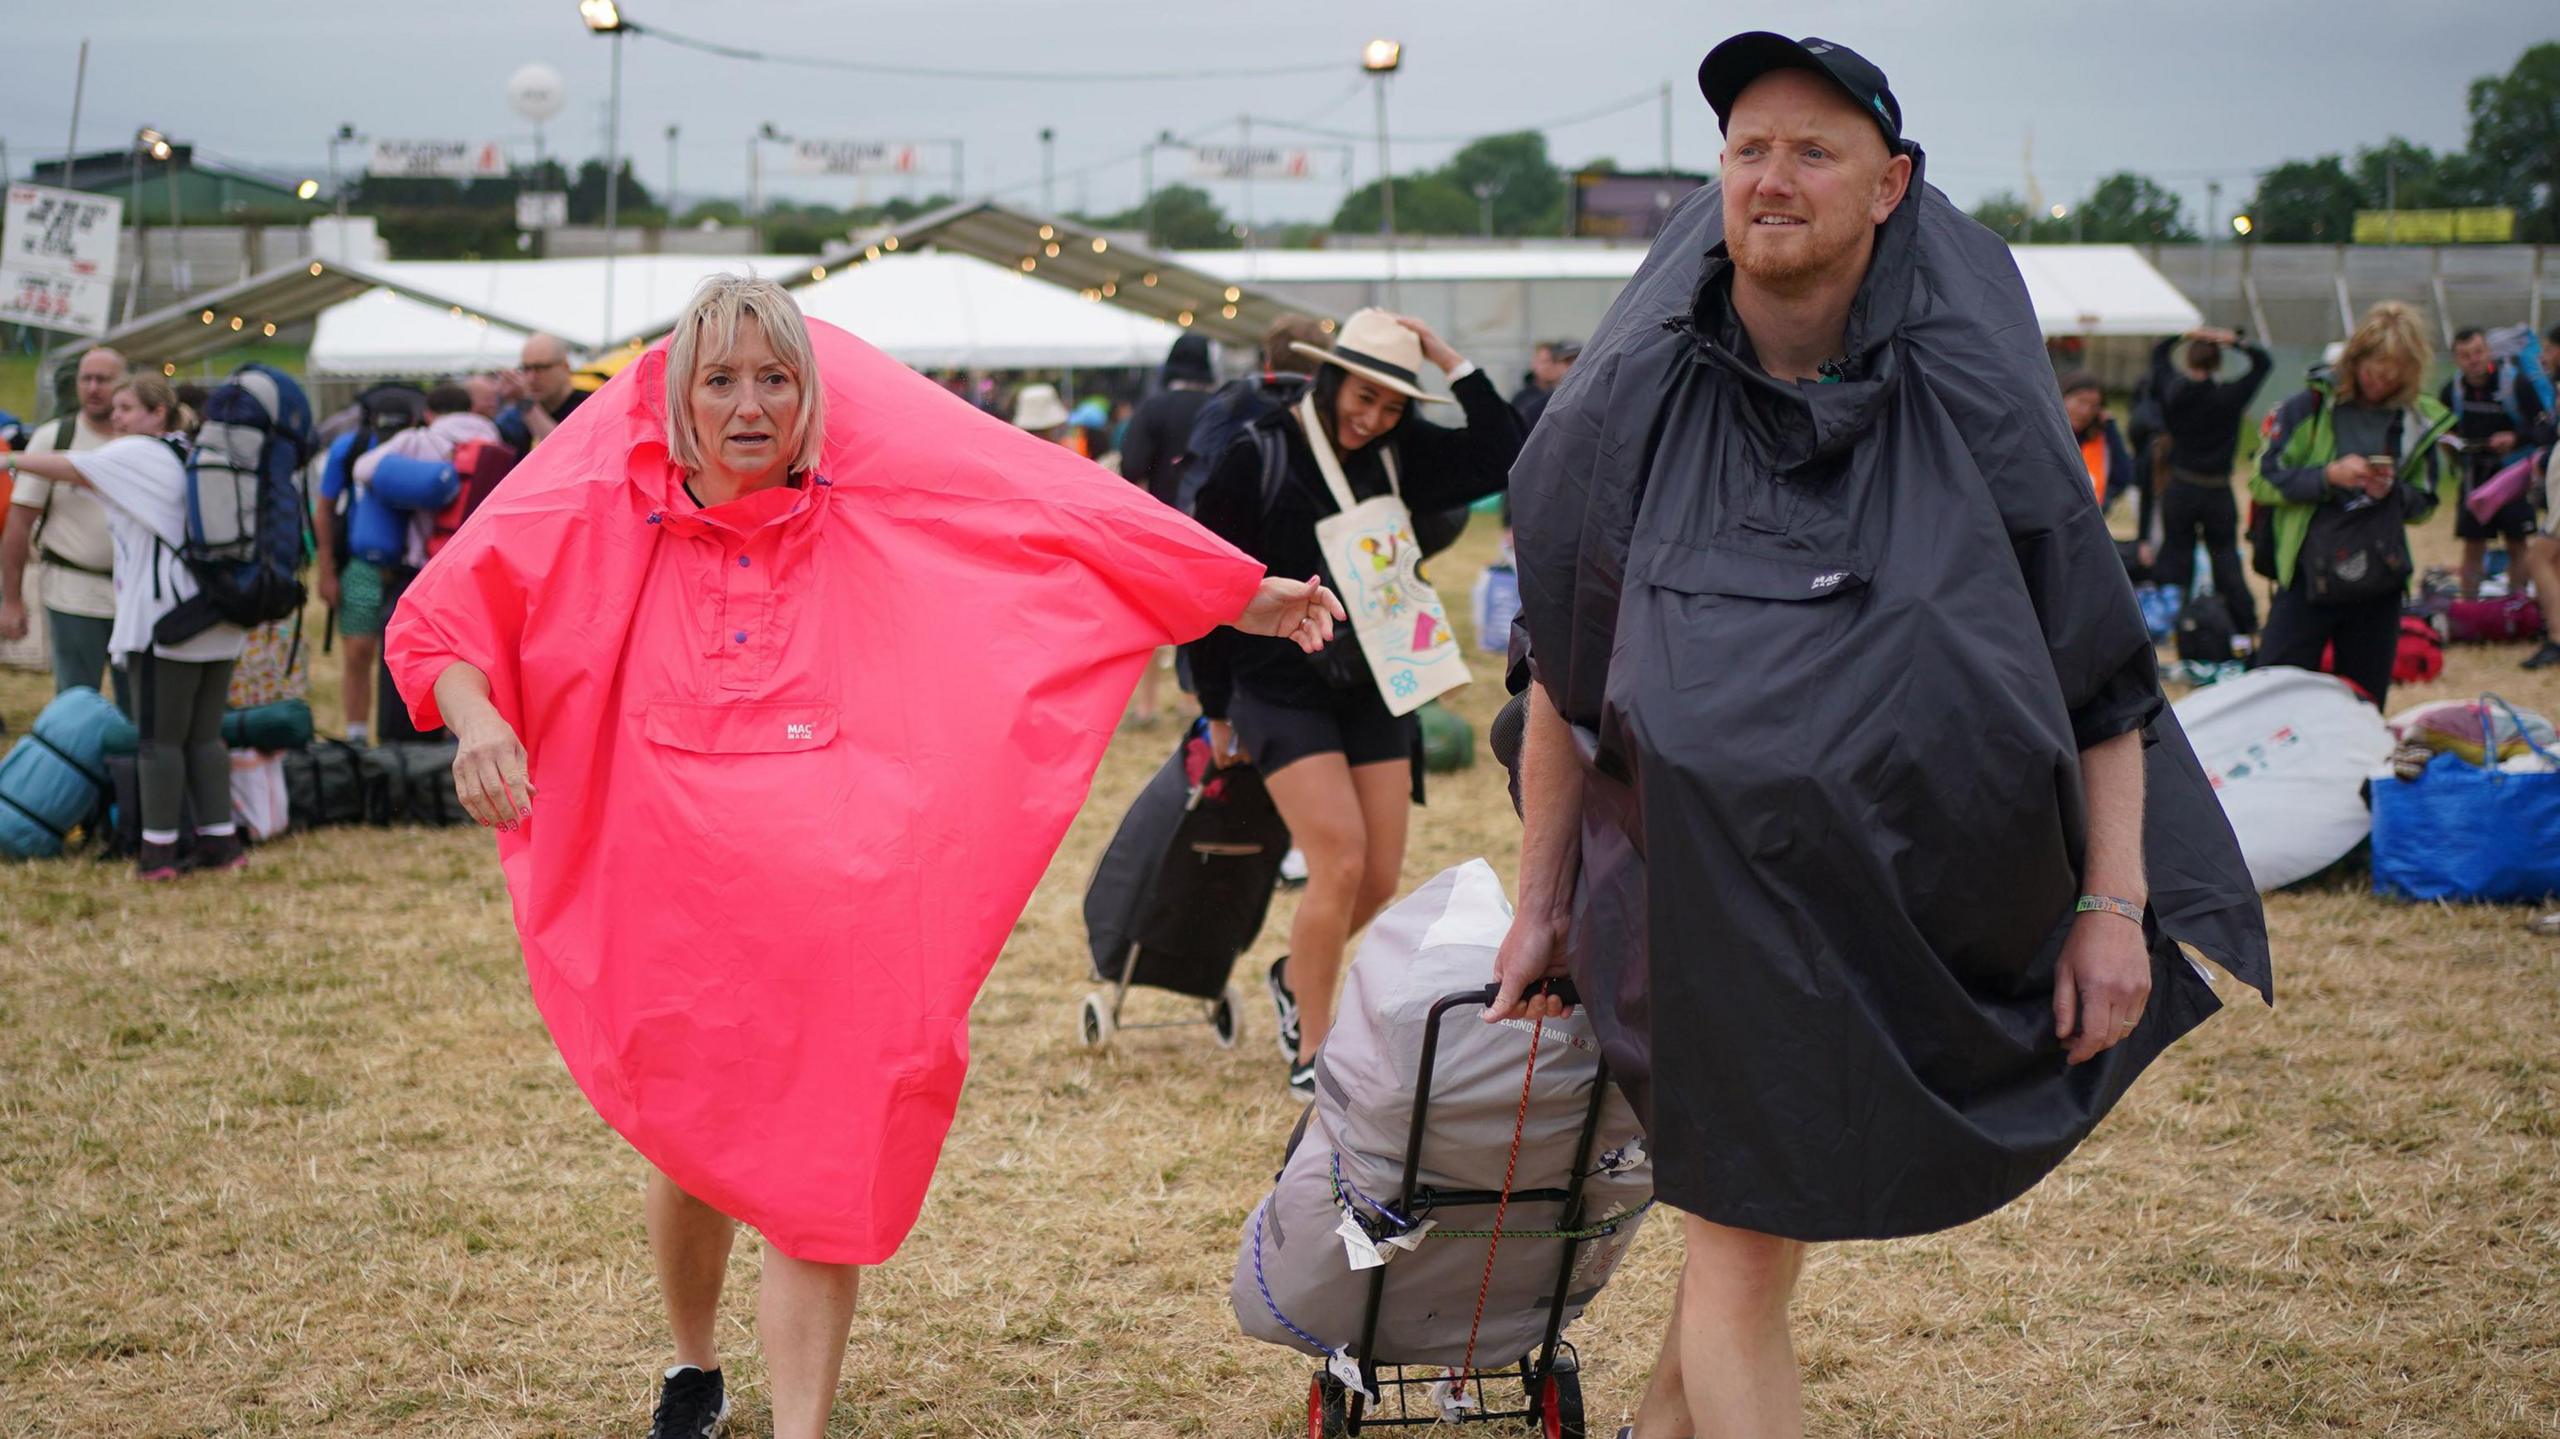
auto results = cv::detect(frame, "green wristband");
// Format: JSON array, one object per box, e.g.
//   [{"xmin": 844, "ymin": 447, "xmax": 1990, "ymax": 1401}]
[{"xmin": 2076, "ymin": 894, "xmax": 2144, "ymax": 924}]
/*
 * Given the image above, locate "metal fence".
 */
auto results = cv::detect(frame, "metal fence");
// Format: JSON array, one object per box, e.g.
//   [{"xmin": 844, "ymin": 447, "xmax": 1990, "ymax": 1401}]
[{"xmin": 2146, "ymin": 243, "xmax": 2553, "ymax": 348}]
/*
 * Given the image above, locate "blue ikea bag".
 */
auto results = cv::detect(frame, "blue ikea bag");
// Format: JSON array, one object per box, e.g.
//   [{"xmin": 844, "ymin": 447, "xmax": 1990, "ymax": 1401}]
[{"xmin": 2371, "ymin": 696, "xmax": 2560, "ymax": 903}]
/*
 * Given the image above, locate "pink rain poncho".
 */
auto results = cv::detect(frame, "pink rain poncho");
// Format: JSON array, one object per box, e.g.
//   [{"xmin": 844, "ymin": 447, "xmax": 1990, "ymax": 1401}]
[{"xmin": 387, "ymin": 321, "xmax": 1263, "ymax": 1263}]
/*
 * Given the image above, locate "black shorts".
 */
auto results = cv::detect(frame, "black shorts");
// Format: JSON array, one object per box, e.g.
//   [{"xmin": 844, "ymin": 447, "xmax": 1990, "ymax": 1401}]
[
  {"xmin": 1228, "ymin": 687, "xmax": 1417, "ymax": 775},
  {"xmin": 2455, "ymin": 483, "xmax": 2535, "ymax": 542}
]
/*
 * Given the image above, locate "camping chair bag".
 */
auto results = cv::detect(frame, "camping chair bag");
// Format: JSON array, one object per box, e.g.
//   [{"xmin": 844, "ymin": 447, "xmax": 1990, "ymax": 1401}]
[
  {"xmin": 0, "ymin": 686, "xmax": 121, "ymax": 858},
  {"xmin": 1232, "ymin": 861, "xmax": 1652, "ymax": 1367}
]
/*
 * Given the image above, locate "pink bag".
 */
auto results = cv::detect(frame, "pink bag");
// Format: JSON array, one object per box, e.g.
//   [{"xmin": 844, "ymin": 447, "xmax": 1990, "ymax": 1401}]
[
  {"xmin": 2463, "ymin": 453, "xmax": 2537, "ymax": 524},
  {"xmin": 2445, "ymin": 595, "xmax": 2544, "ymax": 643}
]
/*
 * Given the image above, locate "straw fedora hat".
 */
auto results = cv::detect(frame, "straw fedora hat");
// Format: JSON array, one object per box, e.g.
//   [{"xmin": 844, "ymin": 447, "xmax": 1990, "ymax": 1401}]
[
  {"xmin": 1289, "ymin": 309, "xmax": 1453, "ymax": 405},
  {"xmin": 1010, "ymin": 383, "xmax": 1070, "ymax": 431}
]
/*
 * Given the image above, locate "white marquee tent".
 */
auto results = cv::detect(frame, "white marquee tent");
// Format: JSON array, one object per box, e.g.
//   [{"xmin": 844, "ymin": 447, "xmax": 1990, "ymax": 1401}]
[{"xmin": 308, "ymin": 251, "xmax": 1188, "ymax": 379}]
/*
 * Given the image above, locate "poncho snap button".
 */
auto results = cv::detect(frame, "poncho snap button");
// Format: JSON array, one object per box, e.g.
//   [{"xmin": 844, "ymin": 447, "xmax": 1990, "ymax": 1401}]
[
  {"xmin": 738, "ymin": 555, "xmax": 751, "ymax": 568},
  {"xmin": 647, "ymin": 512, "xmax": 663, "ymax": 525},
  {"xmin": 733, "ymin": 630, "xmax": 749, "ymax": 644}
]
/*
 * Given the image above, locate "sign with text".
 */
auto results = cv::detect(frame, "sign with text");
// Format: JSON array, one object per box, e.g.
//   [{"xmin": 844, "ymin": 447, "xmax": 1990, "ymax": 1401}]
[
  {"xmin": 789, "ymin": 140, "xmax": 921, "ymax": 177},
  {"xmin": 368, "ymin": 140, "xmax": 509, "ymax": 180},
  {"xmin": 2351, "ymin": 207, "xmax": 2516, "ymax": 244},
  {"xmin": 516, "ymin": 191, "xmax": 569, "ymax": 230},
  {"xmin": 0, "ymin": 184, "xmax": 123, "ymax": 335},
  {"xmin": 1189, "ymin": 146, "xmax": 1317, "ymax": 181}
]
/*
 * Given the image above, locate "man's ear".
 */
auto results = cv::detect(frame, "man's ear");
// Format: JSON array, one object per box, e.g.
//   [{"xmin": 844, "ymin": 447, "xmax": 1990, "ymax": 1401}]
[{"xmin": 1871, "ymin": 152, "xmax": 1914, "ymax": 224}]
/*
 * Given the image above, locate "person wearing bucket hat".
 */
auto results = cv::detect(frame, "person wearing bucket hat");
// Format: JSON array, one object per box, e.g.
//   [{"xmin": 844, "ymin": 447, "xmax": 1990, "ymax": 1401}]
[
  {"xmin": 1490, "ymin": 33, "xmax": 2268, "ymax": 1439},
  {"xmin": 1186, "ymin": 307, "xmax": 1524, "ymax": 1099},
  {"xmin": 1009, "ymin": 382, "xmax": 1071, "ymax": 437}
]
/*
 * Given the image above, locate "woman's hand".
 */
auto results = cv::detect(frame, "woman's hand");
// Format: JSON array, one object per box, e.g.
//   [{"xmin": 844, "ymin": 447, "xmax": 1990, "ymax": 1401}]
[
  {"xmin": 1207, "ymin": 719, "xmax": 1247, "ymax": 769},
  {"xmin": 316, "ymin": 568, "xmax": 341, "ymax": 611},
  {"xmin": 1236, "ymin": 574, "xmax": 1348, "ymax": 653},
  {"xmin": 2323, "ymin": 455, "xmax": 2375, "ymax": 491},
  {"xmin": 2053, "ymin": 910, "xmax": 2151, "ymax": 1064},
  {"xmin": 1392, "ymin": 314, "xmax": 1466, "ymax": 375},
  {"xmin": 451, "ymin": 713, "xmax": 536, "ymax": 831}
]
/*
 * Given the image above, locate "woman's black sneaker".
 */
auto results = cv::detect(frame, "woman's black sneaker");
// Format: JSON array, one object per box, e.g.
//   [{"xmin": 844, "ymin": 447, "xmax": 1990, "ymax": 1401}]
[
  {"xmin": 649, "ymin": 1365, "xmax": 729, "ymax": 1439},
  {"xmin": 1288, "ymin": 1059, "xmax": 1317, "ymax": 1103},
  {"xmin": 2522, "ymin": 640, "xmax": 2560, "ymax": 671},
  {"xmin": 1268, "ymin": 955, "xmax": 1302, "ymax": 1062}
]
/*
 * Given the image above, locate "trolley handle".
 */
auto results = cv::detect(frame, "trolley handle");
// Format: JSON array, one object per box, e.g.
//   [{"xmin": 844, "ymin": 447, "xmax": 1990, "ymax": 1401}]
[{"xmin": 1431, "ymin": 976, "xmax": 1582, "ymax": 1025}]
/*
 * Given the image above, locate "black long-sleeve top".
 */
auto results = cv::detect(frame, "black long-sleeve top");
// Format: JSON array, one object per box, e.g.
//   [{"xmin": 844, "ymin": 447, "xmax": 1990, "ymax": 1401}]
[
  {"xmin": 2150, "ymin": 335, "xmax": 2273, "ymax": 478},
  {"xmin": 1117, "ymin": 384, "xmax": 1217, "ymax": 505},
  {"xmin": 1186, "ymin": 367, "xmax": 1523, "ymax": 718}
]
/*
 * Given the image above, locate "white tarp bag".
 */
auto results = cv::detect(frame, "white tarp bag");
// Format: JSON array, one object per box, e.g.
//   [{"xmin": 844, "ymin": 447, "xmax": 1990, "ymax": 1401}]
[
  {"xmin": 1300, "ymin": 397, "xmax": 1471, "ymax": 717},
  {"xmin": 1232, "ymin": 860, "xmax": 1651, "ymax": 1369},
  {"xmin": 2172, "ymin": 665, "xmax": 2393, "ymax": 890},
  {"xmin": 228, "ymin": 748, "xmax": 289, "ymax": 842}
]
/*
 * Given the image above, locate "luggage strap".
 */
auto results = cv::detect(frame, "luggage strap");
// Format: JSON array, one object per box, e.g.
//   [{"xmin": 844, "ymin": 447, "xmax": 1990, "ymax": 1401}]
[
  {"xmin": 30, "ymin": 731, "xmax": 109, "ymax": 792},
  {"xmin": 0, "ymin": 788, "xmax": 70, "ymax": 840},
  {"xmin": 1454, "ymin": 1013, "xmax": 1544, "ymax": 1387}
]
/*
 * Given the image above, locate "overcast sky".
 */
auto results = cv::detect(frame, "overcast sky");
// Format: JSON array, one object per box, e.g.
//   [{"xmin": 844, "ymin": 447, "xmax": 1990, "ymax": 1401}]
[{"xmin": 7, "ymin": 1, "xmax": 2551, "ymax": 231}]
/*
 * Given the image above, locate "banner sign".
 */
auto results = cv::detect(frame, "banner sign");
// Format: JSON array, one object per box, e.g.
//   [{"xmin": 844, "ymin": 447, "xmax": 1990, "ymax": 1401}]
[
  {"xmin": 2351, "ymin": 207, "xmax": 2517, "ymax": 244},
  {"xmin": 0, "ymin": 184, "xmax": 123, "ymax": 335},
  {"xmin": 1189, "ymin": 146, "xmax": 1317, "ymax": 181},
  {"xmin": 516, "ymin": 191, "xmax": 570, "ymax": 231},
  {"xmin": 368, "ymin": 140, "xmax": 509, "ymax": 180},
  {"xmin": 789, "ymin": 141, "xmax": 921, "ymax": 177}
]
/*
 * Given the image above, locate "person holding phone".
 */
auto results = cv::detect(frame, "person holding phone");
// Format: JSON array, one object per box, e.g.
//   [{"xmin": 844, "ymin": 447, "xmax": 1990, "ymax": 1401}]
[{"xmin": 2248, "ymin": 302, "xmax": 2451, "ymax": 706}]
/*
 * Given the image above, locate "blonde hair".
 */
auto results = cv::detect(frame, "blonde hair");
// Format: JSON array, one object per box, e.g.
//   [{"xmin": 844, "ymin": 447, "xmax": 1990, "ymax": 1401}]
[
  {"xmin": 112, "ymin": 375, "xmax": 177, "ymax": 429},
  {"xmin": 664, "ymin": 275, "xmax": 827, "ymax": 475},
  {"xmin": 2335, "ymin": 301, "xmax": 2431, "ymax": 409}
]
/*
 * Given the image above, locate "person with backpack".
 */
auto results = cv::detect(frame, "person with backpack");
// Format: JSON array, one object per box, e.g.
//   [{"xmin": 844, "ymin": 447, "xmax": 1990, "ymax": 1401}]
[
  {"xmin": 1, "ymin": 346, "xmax": 131, "ymax": 707},
  {"xmin": 1187, "ymin": 307, "xmax": 1525, "ymax": 1101},
  {"xmin": 2443, "ymin": 326, "xmax": 2556, "ymax": 599},
  {"xmin": 1170, "ymin": 316, "xmax": 1328, "ymax": 517},
  {"xmin": 3, "ymin": 376, "xmax": 249, "ymax": 878},
  {"xmin": 313, "ymin": 385, "xmax": 428, "ymax": 743},
  {"xmin": 2248, "ymin": 302, "xmax": 2450, "ymax": 708},
  {"xmin": 2147, "ymin": 325, "xmax": 2274, "ymax": 639}
]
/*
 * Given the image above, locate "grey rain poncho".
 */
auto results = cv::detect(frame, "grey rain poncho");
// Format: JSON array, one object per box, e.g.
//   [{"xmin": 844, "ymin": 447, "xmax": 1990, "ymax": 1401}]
[{"xmin": 1507, "ymin": 150, "xmax": 2272, "ymax": 1240}]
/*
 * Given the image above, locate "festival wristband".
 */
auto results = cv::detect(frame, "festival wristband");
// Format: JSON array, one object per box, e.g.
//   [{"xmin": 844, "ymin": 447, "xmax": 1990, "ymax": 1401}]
[{"xmin": 2075, "ymin": 894, "xmax": 2144, "ymax": 924}]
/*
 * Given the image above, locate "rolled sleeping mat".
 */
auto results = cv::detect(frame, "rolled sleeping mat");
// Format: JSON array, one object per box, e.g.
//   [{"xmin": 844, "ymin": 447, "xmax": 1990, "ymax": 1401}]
[
  {"xmin": 220, "ymin": 698, "xmax": 315, "ymax": 754},
  {"xmin": 347, "ymin": 486, "xmax": 409, "ymax": 566},
  {"xmin": 368, "ymin": 452, "xmax": 461, "ymax": 512},
  {"xmin": 0, "ymin": 686, "xmax": 120, "ymax": 858}
]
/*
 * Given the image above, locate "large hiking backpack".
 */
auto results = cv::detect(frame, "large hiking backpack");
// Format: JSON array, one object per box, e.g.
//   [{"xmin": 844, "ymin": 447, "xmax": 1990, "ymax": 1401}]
[
  {"xmin": 320, "ymin": 385, "xmax": 430, "ymax": 570},
  {"xmin": 170, "ymin": 364, "xmax": 317, "ymax": 632},
  {"xmin": 2487, "ymin": 324, "xmax": 2557, "ymax": 430},
  {"xmin": 426, "ymin": 437, "xmax": 520, "ymax": 559}
]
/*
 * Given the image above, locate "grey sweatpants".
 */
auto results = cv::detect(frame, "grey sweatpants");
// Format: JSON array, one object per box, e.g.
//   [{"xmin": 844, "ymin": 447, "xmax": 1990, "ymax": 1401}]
[{"xmin": 131, "ymin": 653, "xmax": 235, "ymax": 836}]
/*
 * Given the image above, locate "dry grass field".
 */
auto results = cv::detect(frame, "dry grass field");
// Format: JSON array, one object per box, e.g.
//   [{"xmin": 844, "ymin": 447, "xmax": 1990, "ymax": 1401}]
[{"xmin": 3, "ymin": 510, "xmax": 2556, "ymax": 1438}]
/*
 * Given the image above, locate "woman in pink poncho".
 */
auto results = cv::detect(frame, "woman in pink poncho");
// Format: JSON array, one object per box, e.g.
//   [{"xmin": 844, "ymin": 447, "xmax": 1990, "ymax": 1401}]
[{"xmin": 387, "ymin": 276, "xmax": 1340, "ymax": 1438}]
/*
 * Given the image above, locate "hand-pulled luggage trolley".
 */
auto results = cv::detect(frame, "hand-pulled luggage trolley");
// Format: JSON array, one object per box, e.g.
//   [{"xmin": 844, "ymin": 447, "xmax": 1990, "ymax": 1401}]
[
  {"xmin": 1306, "ymin": 979, "xmax": 1610, "ymax": 1439},
  {"xmin": 1079, "ymin": 720, "xmax": 1292, "ymax": 1050}
]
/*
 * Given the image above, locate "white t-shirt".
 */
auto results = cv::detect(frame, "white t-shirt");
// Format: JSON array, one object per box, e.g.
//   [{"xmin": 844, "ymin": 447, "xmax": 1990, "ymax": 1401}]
[
  {"xmin": 66, "ymin": 435, "xmax": 249, "ymax": 664},
  {"xmin": 9, "ymin": 413, "xmax": 118, "ymax": 617}
]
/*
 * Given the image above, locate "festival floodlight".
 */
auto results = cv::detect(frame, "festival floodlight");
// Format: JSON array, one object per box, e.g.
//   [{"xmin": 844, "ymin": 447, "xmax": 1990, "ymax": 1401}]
[
  {"xmin": 579, "ymin": 0, "xmax": 625, "ymax": 32},
  {"xmin": 296, "ymin": 179, "xmax": 320, "ymax": 201},
  {"xmin": 1362, "ymin": 39, "xmax": 1402, "ymax": 73},
  {"xmin": 2231, "ymin": 214, "xmax": 2253, "ymax": 237}
]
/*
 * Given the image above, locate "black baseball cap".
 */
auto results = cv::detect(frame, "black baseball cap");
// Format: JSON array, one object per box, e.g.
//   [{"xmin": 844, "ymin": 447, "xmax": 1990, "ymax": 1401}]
[{"xmin": 1699, "ymin": 33, "xmax": 1904, "ymax": 154}]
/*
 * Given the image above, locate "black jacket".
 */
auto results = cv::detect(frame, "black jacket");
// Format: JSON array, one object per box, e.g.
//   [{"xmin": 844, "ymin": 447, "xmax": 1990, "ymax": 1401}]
[
  {"xmin": 1186, "ymin": 368, "xmax": 1521, "ymax": 718},
  {"xmin": 1117, "ymin": 383, "xmax": 1218, "ymax": 505},
  {"xmin": 2149, "ymin": 336, "xmax": 2272, "ymax": 478}
]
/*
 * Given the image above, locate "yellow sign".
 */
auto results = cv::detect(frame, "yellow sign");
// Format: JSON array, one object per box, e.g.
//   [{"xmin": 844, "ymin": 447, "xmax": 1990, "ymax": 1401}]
[{"xmin": 2351, "ymin": 207, "xmax": 2516, "ymax": 244}]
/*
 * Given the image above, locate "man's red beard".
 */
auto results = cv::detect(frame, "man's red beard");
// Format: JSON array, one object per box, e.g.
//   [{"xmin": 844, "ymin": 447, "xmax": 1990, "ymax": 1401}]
[{"xmin": 1728, "ymin": 211, "xmax": 1869, "ymax": 291}]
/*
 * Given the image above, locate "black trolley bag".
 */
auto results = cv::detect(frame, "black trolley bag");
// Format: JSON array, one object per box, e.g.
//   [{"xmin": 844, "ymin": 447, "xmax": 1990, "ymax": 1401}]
[{"xmin": 1078, "ymin": 718, "xmax": 1291, "ymax": 1049}]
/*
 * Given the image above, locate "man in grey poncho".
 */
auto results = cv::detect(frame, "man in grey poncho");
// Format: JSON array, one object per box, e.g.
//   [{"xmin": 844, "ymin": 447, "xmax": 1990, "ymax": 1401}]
[{"xmin": 1487, "ymin": 34, "xmax": 2269, "ymax": 1439}]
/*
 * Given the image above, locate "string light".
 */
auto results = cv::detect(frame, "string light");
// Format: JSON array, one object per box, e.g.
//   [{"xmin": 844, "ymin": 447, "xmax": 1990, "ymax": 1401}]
[
  {"xmin": 1044, "ymin": 242, "xmax": 1060, "ymax": 258},
  {"xmin": 1176, "ymin": 310, "xmax": 1195, "ymax": 327},
  {"xmin": 1221, "ymin": 303, "xmax": 1238, "ymax": 319},
  {"xmin": 162, "ymin": 363, "xmax": 176, "ymax": 376},
  {"xmin": 199, "ymin": 310, "xmax": 215, "ymax": 324},
  {"xmin": 865, "ymin": 246, "xmax": 881, "ymax": 261},
  {"xmin": 228, "ymin": 317, "xmax": 243, "ymax": 331},
  {"xmin": 1090, "ymin": 237, "xmax": 1108, "ymax": 253},
  {"xmin": 308, "ymin": 262, "xmax": 325, "ymax": 276},
  {"xmin": 882, "ymin": 236, "xmax": 899, "ymax": 251},
  {"xmin": 261, "ymin": 322, "xmax": 277, "ymax": 337},
  {"xmin": 1141, "ymin": 273, "xmax": 1159, "ymax": 287},
  {"xmin": 1021, "ymin": 257, "xmax": 1037, "ymax": 272},
  {"xmin": 1100, "ymin": 282, "xmax": 1117, "ymax": 298},
  {"xmin": 1038, "ymin": 225, "xmax": 1055, "ymax": 241},
  {"xmin": 1319, "ymin": 318, "xmax": 1337, "ymax": 333},
  {"xmin": 1223, "ymin": 286, "xmax": 1242, "ymax": 302},
  {"xmin": 810, "ymin": 265, "xmax": 827, "ymax": 280}
]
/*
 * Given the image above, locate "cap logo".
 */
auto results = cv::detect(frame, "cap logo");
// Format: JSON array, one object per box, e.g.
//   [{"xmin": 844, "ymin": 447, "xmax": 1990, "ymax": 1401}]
[{"xmin": 1805, "ymin": 42, "xmax": 1833, "ymax": 53}]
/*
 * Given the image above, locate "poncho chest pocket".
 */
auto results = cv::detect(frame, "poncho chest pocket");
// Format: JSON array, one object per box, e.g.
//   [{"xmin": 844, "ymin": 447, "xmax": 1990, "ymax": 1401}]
[
  {"xmin": 1637, "ymin": 540, "xmax": 1871, "ymax": 608},
  {"xmin": 642, "ymin": 701, "xmax": 841, "ymax": 754}
]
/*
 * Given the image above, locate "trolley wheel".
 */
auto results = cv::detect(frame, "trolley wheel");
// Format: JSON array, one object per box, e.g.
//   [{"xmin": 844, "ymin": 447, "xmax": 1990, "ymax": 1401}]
[
  {"xmin": 1533, "ymin": 1368, "xmax": 1584, "ymax": 1439},
  {"xmin": 1078, "ymin": 991, "xmax": 1114, "ymax": 1050},
  {"xmin": 1308, "ymin": 1372, "xmax": 1351, "ymax": 1438},
  {"xmin": 1211, "ymin": 984, "xmax": 1243, "ymax": 1048}
]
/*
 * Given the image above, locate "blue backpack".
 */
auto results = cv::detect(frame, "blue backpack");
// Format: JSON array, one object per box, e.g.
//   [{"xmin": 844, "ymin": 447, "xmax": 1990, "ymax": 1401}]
[
  {"xmin": 1173, "ymin": 374, "xmax": 1310, "ymax": 516},
  {"xmin": 166, "ymin": 363, "xmax": 316, "ymax": 636}
]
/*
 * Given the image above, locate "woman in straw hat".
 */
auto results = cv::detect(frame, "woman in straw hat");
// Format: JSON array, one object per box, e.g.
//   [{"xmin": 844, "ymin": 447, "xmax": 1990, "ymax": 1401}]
[
  {"xmin": 1186, "ymin": 308, "xmax": 1525, "ymax": 1099},
  {"xmin": 387, "ymin": 275, "xmax": 1340, "ymax": 1437}
]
